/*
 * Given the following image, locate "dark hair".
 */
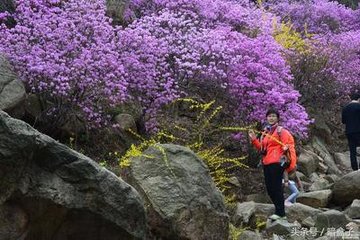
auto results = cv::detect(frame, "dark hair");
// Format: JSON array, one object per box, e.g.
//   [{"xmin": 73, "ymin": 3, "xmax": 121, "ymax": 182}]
[
  {"xmin": 266, "ymin": 108, "xmax": 280, "ymax": 119},
  {"xmin": 350, "ymin": 92, "xmax": 360, "ymax": 100}
]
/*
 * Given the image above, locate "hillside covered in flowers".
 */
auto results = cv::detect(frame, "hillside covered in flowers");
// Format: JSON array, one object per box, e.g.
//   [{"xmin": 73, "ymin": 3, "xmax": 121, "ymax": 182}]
[
  {"xmin": 1, "ymin": 1, "xmax": 360, "ymax": 239},
  {"xmin": 1, "ymin": 0, "xmax": 359, "ymax": 139}
]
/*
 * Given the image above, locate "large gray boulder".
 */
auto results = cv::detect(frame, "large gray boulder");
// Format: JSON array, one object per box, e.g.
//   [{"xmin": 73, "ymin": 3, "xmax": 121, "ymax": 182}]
[
  {"xmin": 334, "ymin": 152, "xmax": 353, "ymax": 171},
  {"xmin": 286, "ymin": 203, "xmax": 322, "ymax": 223},
  {"xmin": 266, "ymin": 219, "xmax": 298, "ymax": 236},
  {"xmin": 312, "ymin": 115, "xmax": 333, "ymax": 145},
  {"xmin": 0, "ymin": 54, "xmax": 26, "ymax": 117},
  {"xmin": 333, "ymin": 171, "xmax": 360, "ymax": 206},
  {"xmin": 297, "ymin": 148, "xmax": 320, "ymax": 176},
  {"xmin": 345, "ymin": 199, "xmax": 360, "ymax": 219},
  {"xmin": 309, "ymin": 137, "xmax": 341, "ymax": 175},
  {"xmin": 0, "ymin": 202, "xmax": 28, "ymax": 239},
  {"xmin": 0, "ymin": 111, "xmax": 146, "ymax": 240},
  {"xmin": 233, "ymin": 201, "xmax": 258, "ymax": 226},
  {"xmin": 238, "ymin": 230, "xmax": 262, "ymax": 240},
  {"xmin": 297, "ymin": 190, "xmax": 332, "ymax": 208},
  {"xmin": 245, "ymin": 193, "xmax": 271, "ymax": 204},
  {"xmin": 126, "ymin": 143, "xmax": 229, "ymax": 240},
  {"xmin": 232, "ymin": 201, "xmax": 275, "ymax": 227},
  {"xmin": 309, "ymin": 178, "xmax": 331, "ymax": 191},
  {"xmin": 314, "ymin": 210, "xmax": 349, "ymax": 232}
]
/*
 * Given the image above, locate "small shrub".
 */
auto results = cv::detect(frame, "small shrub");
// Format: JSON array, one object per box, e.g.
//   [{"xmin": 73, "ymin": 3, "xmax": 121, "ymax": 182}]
[{"xmin": 119, "ymin": 98, "xmax": 248, "ymax": 199}]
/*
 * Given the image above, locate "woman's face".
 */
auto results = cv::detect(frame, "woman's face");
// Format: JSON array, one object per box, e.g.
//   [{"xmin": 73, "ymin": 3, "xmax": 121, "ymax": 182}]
[{"xmin": 267, "ymin": 113, "xmax": 278, "ymax": 125}]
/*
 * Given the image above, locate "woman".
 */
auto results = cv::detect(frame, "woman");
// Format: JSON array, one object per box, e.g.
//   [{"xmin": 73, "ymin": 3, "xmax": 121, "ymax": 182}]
[{"xmin": 249, "ymin": 109, "xmax": 297, "ymax": 221}]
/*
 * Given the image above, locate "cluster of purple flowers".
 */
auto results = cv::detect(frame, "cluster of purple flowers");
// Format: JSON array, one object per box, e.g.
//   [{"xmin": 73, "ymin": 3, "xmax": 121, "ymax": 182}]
[
  {"xmin": 0, "ymin": 0, "xmax": 127, "ymax": 125},
  {"xmin": 2, "ymin": 0, "xmax": 357, "ymax": 137},
  {"xmin": 121, "ymin": 0, "xmax": 311, "ymax": 136},
  {"xmin": 266, "ymin": 0, "xmax": 358, "ymax": 34},
  {"xmin": 267, "ymin": 0, "xmax": 360, "ymax": 106}
]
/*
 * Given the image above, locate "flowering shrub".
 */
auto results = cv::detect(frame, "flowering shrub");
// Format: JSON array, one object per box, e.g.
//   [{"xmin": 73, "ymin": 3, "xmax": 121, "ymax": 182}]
[
  {"xmin": 0, "ymin": 0, "xmax": 313, "ymax": 138},
  {"xmin": 315, "ymin": 30, "xmax": 360, "ymax": 95},
  {"xmin": 0, "ymin": 0, "xmax": 128, "ymax": 126},
  {"xmin": 120, "ymin": 99, "xmax": 247, "ymax": 200},
  {"xmin": 124, "ymin": 0, "xmax": 276, "ymax": 35},
  {"xmin": 193, "ymin": 28, "xmax": 310, "ymax": 136},
  {"xmin": 115, "ymin": 26, "xmax": 180, "ymax": 131},
  {"xmin": 265, "ymin": 0, "xmax": 357, "ymax": 34},
  {"xmin": 266, "ymin": 0, "xmax": 360, "ymax": 111},
  {"xmin": 283, "ymin": 35, "xmax": 360, "ymax": 114},
  {"xmin": 273, "ymin": 21, "xmax": 308, "ymax": 53},
  {"xmin": 122, "ymin": 3, "xmax": 311, "ymax": 137}
]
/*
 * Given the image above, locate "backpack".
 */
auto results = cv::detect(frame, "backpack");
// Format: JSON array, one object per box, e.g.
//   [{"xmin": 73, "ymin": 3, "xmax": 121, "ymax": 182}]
[
  {"xmin": 276, "ymin": 126, "xmax": 296, "ymax": 171},
  {"xmin": 277, "ymin": 127, "xmax": 304, "ymax": 191}
]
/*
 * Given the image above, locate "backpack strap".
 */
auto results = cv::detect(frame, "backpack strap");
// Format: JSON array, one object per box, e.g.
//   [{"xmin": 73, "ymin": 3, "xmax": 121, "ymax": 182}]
[
  {"xmin": 277, "ymin": 126, "xmax": 292, "ymax": 166},
  {"xmin": 276, "ymin": 126, "xmax": 283, "ymax": 144}
]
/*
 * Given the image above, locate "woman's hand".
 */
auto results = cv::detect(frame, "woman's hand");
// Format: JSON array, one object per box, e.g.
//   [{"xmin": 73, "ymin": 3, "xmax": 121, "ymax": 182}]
[
  {"xmin": 248, "ymin": 129, "xmax": 256, "ymax": 140},
  {"xmin": 282, "ymin": 144, "xmax": 289, "ymax": 151}
]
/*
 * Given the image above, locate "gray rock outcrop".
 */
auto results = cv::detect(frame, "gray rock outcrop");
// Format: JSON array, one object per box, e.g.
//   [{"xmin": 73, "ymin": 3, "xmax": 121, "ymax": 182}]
[
  {"xmin": 333, "ymin": 171, "xmax": 360, "ymax": 206},
  {"xmin": 345, "ymin": 199, "xmax": 360, "ymax": 219},
  {"xmin": 297, "ymin": 190, "xmax": 332, "ymax": 208},
  {"xmin": 310, "ymin": 137, "xmax": 341, "ymax": 175},
  {"xmin": 314, "ymin": 210, "xmax": 349, "ymax": 231},
  {"xmin": 0, "ymin": 110, "xmax": 146, "ymax": 240},
  {"xmin": 0, "ymin": 54, "xmax": 26, "ymax": 118},
  {"xmin": 126, "ymin": 143, "xmax": 229, "ymax": 240}
]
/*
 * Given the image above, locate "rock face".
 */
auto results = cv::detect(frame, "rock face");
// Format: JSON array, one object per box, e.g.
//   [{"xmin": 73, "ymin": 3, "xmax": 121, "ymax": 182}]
[
  {"xmin": 297, "ymin": 190, "xmax": 332, "ymax": 208},
  {"xmin": 334, "ymin": 152, "xmax": 353, "ymax": 171},
  {"xmin": 345, "ymin": 199, "xmax": 360, "ymax": 219},
  {"xmin": 310, "ymin": 137, "xmax": 341, "ymax": 175},
  {"xmin": 106, "ymin": 0, "xmax": 128, "ymax": 24},
  {"xmin": 286, "ymin": 203, "xmax": 322, "ymax": 223},
  {"xmin": 238, "ymin": 230, "xmax": 262, "ymax": 240},
  {"xmin": 0, "ymin": 54, "xmax": 26, "ymax": 117},
  {"xmin": 0, "ymin": 202, "xmax": 28, "ymax": 240},
  {"xmin": 332, "ymin": 171, "xmax": 360, "ymax": 206},
  {"xmin": 315, "ymin": 210, "xmax": 349, "ymax": 230},
  {"xmin": 127, "ymin": 144, "xmax": 229, "ymax": 240},
  {"xmin": 0, "ymin": 111, "xmax": 146, "ymax": 240},
  {"xmin": 297, "ymin": 148, "xmax": 319, "ymax": 176}
]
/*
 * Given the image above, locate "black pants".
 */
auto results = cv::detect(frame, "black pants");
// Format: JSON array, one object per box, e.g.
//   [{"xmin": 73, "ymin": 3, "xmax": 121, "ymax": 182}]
[
  {"xmin": 263, "ymin": 163, "xmax": 285, "ymax": 217},
  {"xmin": 346, "ymin": 133, "xmax": 360, "ymax": 171}
]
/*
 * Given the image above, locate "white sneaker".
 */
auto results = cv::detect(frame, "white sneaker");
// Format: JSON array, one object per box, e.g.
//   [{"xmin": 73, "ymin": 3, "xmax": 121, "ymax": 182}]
[
  {"xmin": 269, "ymin": 214, "xmax": 281, "ymax": 221},
  {"xmin": 269, "ymin": 214, "xmax": 287, "ymax": 221},
  {"xmin": 285, "ymin": 200, "xmax": 293, "ymax": 207}
]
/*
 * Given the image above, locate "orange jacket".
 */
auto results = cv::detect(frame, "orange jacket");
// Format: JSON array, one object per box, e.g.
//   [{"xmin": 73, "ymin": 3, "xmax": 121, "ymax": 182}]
[{"xmin": 251, "ymin": 126, "xmax": 297, "ymax": 172}]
